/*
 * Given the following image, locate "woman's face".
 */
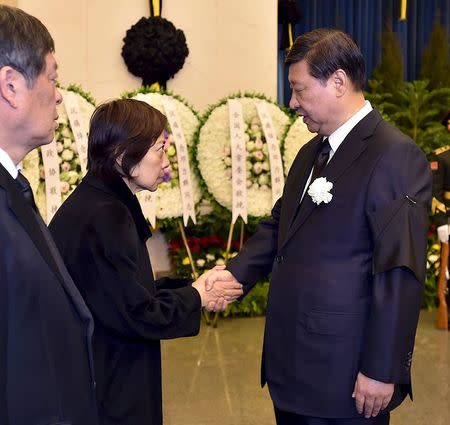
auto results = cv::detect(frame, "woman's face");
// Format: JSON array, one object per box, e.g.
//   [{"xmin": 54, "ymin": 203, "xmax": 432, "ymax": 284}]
[{"xmin": 127, "ymin": 132, "xmax": 170, "ymax": 193}]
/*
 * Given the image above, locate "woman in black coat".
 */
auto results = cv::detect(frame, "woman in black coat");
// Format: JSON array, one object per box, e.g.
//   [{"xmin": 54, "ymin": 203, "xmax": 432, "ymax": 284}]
[{"xmin": 49, "ymin": 99, "xmax": 243, "ymax": 425}]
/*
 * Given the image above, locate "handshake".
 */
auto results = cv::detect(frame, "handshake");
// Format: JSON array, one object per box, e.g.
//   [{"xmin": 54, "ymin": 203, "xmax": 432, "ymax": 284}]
[{"xmin": 192, "ymin": 265, "xmax": 242, "ymax": 312}]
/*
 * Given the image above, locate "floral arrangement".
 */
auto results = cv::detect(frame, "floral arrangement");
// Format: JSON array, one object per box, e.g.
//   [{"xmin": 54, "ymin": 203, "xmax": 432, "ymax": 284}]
[
  {"xmin": 123, "ymin": 86, "xmax": 202, "ymax": 227},
  {"xmin": 22, "ymin": 84, "xmax": 95, "ymax": 221},
  {"xmin": 194, "ymin": 93, "xmax": 292, "ymax": 218},
  {"xmin": 282, "ymin": 115, "xmax": 315, "ymax": 174},
  {"xmin": 21, "ymin": 149, "xmax": 39, "ymax": 191}
]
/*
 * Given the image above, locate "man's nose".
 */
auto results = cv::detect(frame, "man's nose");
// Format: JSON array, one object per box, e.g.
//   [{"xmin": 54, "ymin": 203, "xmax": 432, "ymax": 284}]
[
  {"xmin": 289, "ymin": 92, "xmax": 299, "ymax": 111},
  {"xmin": 55, "ymin": 88, "xmax": 63, "ymax": 105}
]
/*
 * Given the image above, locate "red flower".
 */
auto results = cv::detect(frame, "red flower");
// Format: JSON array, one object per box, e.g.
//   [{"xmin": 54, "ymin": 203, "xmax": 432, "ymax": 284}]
[
  {"xmin": 169, "ymin": 239, "xmax": 182, "ymax": 251},
  {"xmin": 186, "ymin": 237, "xmax": 201, "ymax": 253}
]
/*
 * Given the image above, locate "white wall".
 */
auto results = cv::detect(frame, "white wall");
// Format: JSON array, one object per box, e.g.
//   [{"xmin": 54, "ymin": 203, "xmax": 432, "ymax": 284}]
[
  {"xmin": 18, "ymin": 0, "xmax": 277, "ymax": 112},
  {"xmin": 0, "ymin": 0, "xmax": 17, "ymax": 6}
]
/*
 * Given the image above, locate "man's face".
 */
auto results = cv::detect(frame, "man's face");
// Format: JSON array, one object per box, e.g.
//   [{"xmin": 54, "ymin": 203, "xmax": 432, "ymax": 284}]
[
  {"xmin": 20, "ymin": 53, "xmax": 62, "ymax": 148},
  {"xmin": 288, "ymin": 60, "xmax": 337, "ymax": 136}
]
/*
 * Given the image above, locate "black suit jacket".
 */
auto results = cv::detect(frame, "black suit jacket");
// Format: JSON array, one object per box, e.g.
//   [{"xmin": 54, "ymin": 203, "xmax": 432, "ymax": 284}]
[
  {"xmin": 49, "ymin": 173, "xmax": 201, "ymax": 425},
  {"xmin": 0, "ymin": 164, "xmax": 98, "ymax": 425},
  {"xmin": 431, "ymin": 145, "xmax": 450, "ymax": 226},
  {"xmin": 228, "ymin": 110, "xmax": 432, "ymax": 418}
]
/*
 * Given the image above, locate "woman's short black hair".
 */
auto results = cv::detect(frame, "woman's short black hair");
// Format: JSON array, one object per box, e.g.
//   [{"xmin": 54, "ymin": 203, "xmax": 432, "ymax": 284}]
[{"xmin": 87, "ymin": 98, "xmax": 167, "ymax": 179}]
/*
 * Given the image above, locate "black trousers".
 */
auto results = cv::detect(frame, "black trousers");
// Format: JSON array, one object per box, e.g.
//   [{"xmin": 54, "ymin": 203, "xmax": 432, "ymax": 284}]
[{"xmin": 274, "ymin": 407, "xmax": 390, "ymax": 425}]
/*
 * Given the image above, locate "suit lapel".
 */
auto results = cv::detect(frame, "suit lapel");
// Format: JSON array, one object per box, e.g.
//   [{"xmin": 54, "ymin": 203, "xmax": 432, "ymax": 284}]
[
  {"xmin": 278, "ymin": 135, "xmax": 322, "ymax": 245},
  {"xmin": 0, "ymin": 165, "xmax": 64, "ymax": 284},
  {"xmin": 280, "ymin": 109, "xmax": 383, "ymax": 249}
]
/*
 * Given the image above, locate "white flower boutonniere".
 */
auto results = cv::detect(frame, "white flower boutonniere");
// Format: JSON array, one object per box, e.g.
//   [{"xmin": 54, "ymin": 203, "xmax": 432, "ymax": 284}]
[{"xmin": 308, "ymin": 177, "xmax": 333, "ymax": 205}]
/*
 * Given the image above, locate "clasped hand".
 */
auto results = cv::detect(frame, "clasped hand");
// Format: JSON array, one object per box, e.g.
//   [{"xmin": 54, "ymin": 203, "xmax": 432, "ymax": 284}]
[{"xmin": 192, "ymin": 265, "xmax": 243, "ymax": 312}]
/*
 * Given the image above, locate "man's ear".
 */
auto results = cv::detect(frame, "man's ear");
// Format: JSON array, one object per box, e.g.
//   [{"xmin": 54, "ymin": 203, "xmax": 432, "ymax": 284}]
[
  {"xmin": 332, "ymin": 69, "xmax": 348, "ymax": 98},
  {"xmin": 0, "ymin": 66, "xmax": 23, "ymax": 108}
]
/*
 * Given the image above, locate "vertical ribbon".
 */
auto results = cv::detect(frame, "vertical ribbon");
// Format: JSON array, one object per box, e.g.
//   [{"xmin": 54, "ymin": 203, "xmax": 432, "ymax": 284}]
[
  {"xmin": 40, "ymin": 140, "xmax": 62, "ymax": 222},
  {"xmin": 149, "ymin": 0, "xmax": 161, "ymax": 17},
  {"xmin": 288, "ymin": 23, "xmax": 294, "ymax": 48},
  {"xmin": 62, "ymin": 91, "xmax": 89, "ymax": 175},
  {"xmin": 255, "ymin": 101, "xmax": 285, "ymax": 206},
  {"xmin": 161, "ymin": 96, "xmax": 197, "ymax": 226},
  {"xmin": 137, "ymin": 191, "xmax": 157, "ymax": 229},
  {"xmin": 228, "ymin": 99, "xmax": 248, "ymax": 224},
  {"xmin": 399, "ymin": 0, "xmax": 407, "ymax": 20}
]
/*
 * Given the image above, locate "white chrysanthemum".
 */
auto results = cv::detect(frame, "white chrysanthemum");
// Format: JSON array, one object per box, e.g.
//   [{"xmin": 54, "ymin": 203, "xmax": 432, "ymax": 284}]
[
  {"xmin": 196, "ymin": 97, "xmax": 290, "ymax": 217},
  {"xmin": 308, "ymin": 177, "xmax": 333, "ymax": 205},
  {"xmin": 36, "ymin": 87, "xmax": 95, "ymax": 221},
  {"xmin": 131, "ymin": 92, "xmax": 201, "ymax": 220},
  {"xmin": 21, "ymin": 148, "xmax": 40, "ymax": 195},
  {"xmin": 283, "ymin": 116, "xmax": 315, "ymax": 175}
]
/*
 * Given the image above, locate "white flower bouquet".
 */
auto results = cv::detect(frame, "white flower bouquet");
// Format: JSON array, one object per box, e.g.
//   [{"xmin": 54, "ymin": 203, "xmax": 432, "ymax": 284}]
[
  {"xmin": 23, "ymin": 84, "xmax": 95, "ymax": 221},
  {"xmin": 195, "ymin": 94, "xmax": 291, "ymax": 218},
  {"xmin": 282, "ymin": 116, "xmax": 315, "ymax": 175}
]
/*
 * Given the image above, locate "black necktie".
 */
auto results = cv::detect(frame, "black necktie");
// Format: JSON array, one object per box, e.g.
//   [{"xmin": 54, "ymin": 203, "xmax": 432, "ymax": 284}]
[
  {"xmin": 16, "ymin": 172, "xmax": 37, "ymax": 210},
  {"xmin": 310, "ymin": 138, "xmax": 332, "ymax": 182}
]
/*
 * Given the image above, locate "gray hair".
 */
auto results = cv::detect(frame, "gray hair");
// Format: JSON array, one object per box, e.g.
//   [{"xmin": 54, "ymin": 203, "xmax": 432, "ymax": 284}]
[{"xmin": 0, "ymin": 5, "xmax": 54, "ymax": 86}]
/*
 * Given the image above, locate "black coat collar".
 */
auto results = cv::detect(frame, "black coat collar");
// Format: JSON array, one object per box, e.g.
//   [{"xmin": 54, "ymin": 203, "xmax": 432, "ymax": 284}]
[{"xmin": 83, "ymin": 172, "xmax": 152, "ymax": 241}]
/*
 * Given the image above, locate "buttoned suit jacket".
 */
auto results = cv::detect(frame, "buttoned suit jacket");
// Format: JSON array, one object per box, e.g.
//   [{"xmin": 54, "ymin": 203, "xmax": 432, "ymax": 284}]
[
  {"xmin": 228, "ymin": 110, "xmax": 432, "ymax": 418},
  {"xmin": 0, "ymin": 164, "xmax": 98, "ymax": 425}
]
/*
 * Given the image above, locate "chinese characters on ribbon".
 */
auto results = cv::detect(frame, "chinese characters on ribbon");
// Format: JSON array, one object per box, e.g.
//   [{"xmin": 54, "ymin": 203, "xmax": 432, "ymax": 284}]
[
  {"xmin": 228, "ymin": 99, "xmax": 248, "ymax": 224},
  {"xmin": 41, "ymin": 140, "xmax": 62, "ymax": 222},
  {"xmin": 161, "ymin": 96, "xmax": 197, "ymax": 226},
  {"xmin": 62, "ymin": 91, "xmax": 89, "ymax": 174},
  {"xmin": 255, "ymin": 101, "xmax": 285, "ymax": 206}
]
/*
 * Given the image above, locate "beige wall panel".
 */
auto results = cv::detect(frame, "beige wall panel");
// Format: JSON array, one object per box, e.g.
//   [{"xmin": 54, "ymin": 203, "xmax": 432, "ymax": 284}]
[
  {"xmin": 0, "ymin": 1, "xmax": 18, "ymax": 6},
  {"xmin": 17, "ymin": 0, "xmax": 277, "ymax": 111}
]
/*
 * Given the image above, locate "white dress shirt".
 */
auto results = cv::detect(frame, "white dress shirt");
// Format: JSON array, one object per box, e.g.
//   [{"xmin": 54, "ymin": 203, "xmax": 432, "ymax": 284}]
[
  {"xmin": 300, "ymin": 101, "xmax": 373, "ymax": 201},
  {"xmin": 0, "ymin": 147, "xmax": 19, "ymax": 179}
]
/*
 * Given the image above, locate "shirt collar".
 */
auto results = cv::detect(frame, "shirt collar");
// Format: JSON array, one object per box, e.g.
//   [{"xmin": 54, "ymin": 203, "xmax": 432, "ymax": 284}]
[
  {"xmin": 327, "ymin": 100, "xmax": 373, "ymax": 152},
  {"xmin": 0, "ymin": 147, "xmax": 19, "ymax": 179}
]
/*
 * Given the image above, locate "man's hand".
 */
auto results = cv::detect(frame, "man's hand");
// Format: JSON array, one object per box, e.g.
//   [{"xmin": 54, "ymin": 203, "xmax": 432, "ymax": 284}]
[
  {"xmin": 352, "ymin": 372, "xmax": 394, "ymax": 418},
  {"xmin": 192, "ymin": 266, "xmax": 243, "ymax": 312}
]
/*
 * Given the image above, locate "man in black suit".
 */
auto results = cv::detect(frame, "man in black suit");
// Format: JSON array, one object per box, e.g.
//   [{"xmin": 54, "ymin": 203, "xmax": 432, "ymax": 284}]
[
  {"xmin": 210, "ymin": 29, "xmax": 431, "ymax": 424},
  {"xmin": 0, "ymin": 6, "xmax": 98, "ymax": 424},
  {"xmin": 430, "ymin": 110, "xmax": 450, "ymax": 328}
]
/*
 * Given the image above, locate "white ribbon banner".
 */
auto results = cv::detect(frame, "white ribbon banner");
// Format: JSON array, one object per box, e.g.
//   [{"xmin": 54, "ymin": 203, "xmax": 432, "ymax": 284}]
[
  {"xmin": 40, "ymin": 140, "xmax": 62, "ymax": 223},
  {"xmin": 62, "ymin": 91, "xmax": 89, "ymax": 174},
  {"xmin": 138, "ymin": 191, "xmax": 157, "ymax": 229},
  {"xmin": 255, "ymin": 101, "xmax": 285, "ymax": 206},
  {"xmin": 161, "ymin": 96, "xmax": 196, "ymax": 226},
  {"xmin": 228, "ymin": 99, "xmax": 248, "ymax": 224}
]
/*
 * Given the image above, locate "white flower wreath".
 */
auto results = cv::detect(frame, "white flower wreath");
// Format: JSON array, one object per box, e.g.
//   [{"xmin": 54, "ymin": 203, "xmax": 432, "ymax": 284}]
[
  {"xmin": 130, "ymin": 91, "xmax": 202, "ymax": 221},
  {"xmin": 196, "ymin": 95, "xmax": 291, "ymax": 217},
  {"xmin": 22, "ymin": 86, "xmax": 95, "ymax": 221},
  {"xmin": 282, "ymin": 116, "xmax": 315, "ymax": 175}
]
